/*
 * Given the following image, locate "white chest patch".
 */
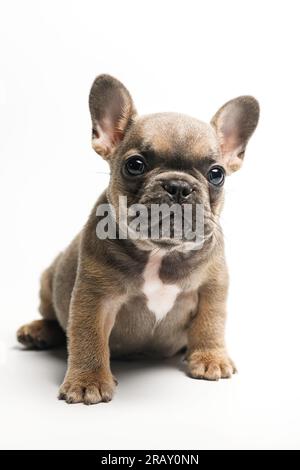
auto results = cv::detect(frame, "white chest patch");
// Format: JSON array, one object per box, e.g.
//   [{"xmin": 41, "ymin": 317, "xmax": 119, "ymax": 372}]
[{"xmin": 142, "ymin": 251, "xmax": 181, "ymax": 322}]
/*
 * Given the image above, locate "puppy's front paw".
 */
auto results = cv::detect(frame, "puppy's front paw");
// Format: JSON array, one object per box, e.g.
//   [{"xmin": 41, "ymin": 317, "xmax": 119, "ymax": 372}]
[
  {"xmin": 187, "ymin": 349, "xmax": 236, "ymax": 381},
  {"xmin": 58, "ymin": 369, "xmax": 116, "ymax": 405}
]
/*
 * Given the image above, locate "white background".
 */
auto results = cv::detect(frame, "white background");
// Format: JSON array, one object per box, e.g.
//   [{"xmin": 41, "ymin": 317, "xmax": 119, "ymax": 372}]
[{"xmin": 0, "ymin": 0, "xmax": 300, "ymax": 450}]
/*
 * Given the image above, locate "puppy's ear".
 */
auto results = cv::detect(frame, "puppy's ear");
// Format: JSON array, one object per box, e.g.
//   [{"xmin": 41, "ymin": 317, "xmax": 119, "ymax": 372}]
[
  {"xmin": 89, "ymin": 74, "xmax": 137, "ymax": 159},
  {"xmin": 211, "ymin": 96, "xmax": 259, "ymax": 174}
]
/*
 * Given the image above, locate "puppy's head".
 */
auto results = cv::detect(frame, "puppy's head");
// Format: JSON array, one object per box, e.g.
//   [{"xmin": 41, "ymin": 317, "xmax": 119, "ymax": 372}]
[{"xmin": 89, "ymin": 74, "xmax": 259, "ymax": 251}]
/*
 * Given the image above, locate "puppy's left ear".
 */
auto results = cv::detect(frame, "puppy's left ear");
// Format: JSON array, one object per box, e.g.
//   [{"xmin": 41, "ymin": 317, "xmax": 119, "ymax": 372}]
[
  {"xmin": 211, "ymin": 96, "xmax": 259, "ymax": 174},
  {"xmin": 89, "ymin": 74, "xmax": 137, "ymax": 159}
]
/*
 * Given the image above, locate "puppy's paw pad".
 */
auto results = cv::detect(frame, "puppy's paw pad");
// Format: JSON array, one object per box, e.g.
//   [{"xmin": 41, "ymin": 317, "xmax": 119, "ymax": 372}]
[{"xmin": 187, "ymin": 350, "xmax": 236, "ymax": 381}]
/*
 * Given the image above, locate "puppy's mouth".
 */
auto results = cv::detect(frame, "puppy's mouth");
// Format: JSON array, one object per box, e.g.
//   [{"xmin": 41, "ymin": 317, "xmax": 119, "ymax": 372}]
[
  {"xmin": 106, "ymin": 176, "xmax": 217, "ymax": 251},
  {"xmin": 150, "ymin": 238, "xmax": 181, "ymax": 249},
  {"xmin": 125, "ymin": 195, "xmax": 208, "ymax": 252}
]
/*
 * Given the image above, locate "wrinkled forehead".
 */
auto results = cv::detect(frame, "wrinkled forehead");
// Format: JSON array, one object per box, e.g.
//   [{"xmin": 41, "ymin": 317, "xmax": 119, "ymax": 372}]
[{"xmin": 127, "ymin": 113, "xmax": 219, "ymax": 158}]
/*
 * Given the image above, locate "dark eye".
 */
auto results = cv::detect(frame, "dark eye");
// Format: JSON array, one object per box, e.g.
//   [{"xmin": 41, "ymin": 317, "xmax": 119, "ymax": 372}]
[
  {"xmin": 207, "ymin": 166, "xmax": 225, "ymax": 187},
  {"xmin": 125, "ymin": 155, "xmax": 146, "ymax": 176}
]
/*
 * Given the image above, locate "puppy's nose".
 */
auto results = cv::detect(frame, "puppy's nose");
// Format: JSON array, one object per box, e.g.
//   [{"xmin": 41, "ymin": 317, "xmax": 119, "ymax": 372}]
[{"xmin": 162, "ymin": 180, "xmax": 193, "ymax": 203}]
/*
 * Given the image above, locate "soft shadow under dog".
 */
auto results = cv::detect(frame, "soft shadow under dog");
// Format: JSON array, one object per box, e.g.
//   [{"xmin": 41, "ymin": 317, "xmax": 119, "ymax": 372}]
[{"xmin": 45, "ymin": 346, "xmax": 187, "ymax": 386}]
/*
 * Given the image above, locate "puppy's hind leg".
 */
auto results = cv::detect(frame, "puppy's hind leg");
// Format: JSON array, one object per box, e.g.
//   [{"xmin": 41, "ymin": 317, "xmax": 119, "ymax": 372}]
[{"xmin": 17, "ymin": 257, "xmax": 65, "ymax": 350}]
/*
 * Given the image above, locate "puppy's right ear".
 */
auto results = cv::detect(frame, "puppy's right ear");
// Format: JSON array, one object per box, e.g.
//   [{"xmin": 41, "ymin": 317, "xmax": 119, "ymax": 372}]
[{"xmin": 89, "ymin": 75, "xmax": 137, "ymax": 159}]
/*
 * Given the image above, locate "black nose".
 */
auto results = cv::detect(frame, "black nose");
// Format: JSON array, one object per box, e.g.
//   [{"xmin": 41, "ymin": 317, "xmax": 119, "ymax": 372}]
[{"xmin": 162, "ymin": 180, "xmax": 193, "ymax": 203}]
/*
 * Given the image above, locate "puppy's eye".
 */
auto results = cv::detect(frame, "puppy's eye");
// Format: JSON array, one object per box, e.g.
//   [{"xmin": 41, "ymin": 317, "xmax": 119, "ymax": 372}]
[
  {"xmin": 125, "ymin": 155, "xmax": 146, "ymax": 176},
  {"xmin": 207, "ymin": 166, "xmax": 225, "ymax": 187}
]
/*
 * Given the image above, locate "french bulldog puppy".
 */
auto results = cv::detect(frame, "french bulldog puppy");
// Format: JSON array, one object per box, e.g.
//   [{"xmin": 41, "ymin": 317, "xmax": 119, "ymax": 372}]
[{"xmin": 17, "ymin": 75, "xmax": 259, "ymax": 404}]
